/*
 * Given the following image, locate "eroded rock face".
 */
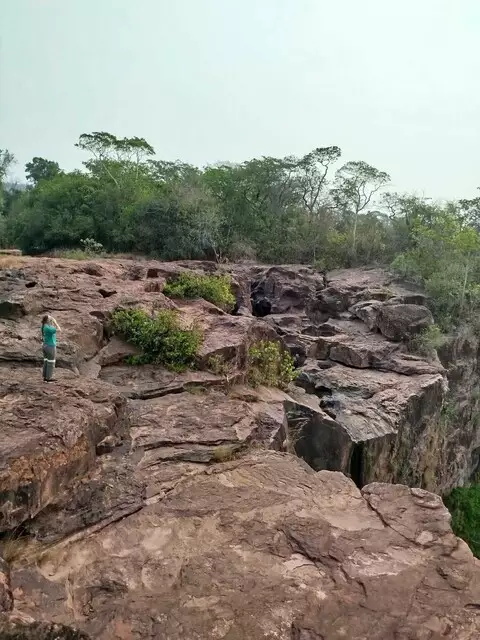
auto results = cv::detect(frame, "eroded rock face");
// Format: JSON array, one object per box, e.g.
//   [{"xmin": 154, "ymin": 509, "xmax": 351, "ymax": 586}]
[
  {"xmin": 0, "ymin": 618, "xmax": 90, "ymax": 639},
  {"xmin": 251, "ymin": 265, "xmax": 324, "ymax": 315},
  {"xmin": 1, "ymin": 257, "xmax": 480, "ymax": 637},
  {"xmin": 0, "ymin": 370, "xmax": 126, "ymax": 532},
  {"xmin": 7, "ymin": 453, "xmax": 480, "ymax": 639},
  {"xmin": 0, "ymin": 556, "xmax": 13, "ymax": 613}
]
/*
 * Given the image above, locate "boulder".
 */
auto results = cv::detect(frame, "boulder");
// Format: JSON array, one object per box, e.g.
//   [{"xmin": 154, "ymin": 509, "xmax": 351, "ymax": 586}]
[
  {"xmin": 305, "ymin": 286, "xmax": 351, "ymax": 323},
  {"xmin": 349, "ymin": 299, "xmax": 382, "ymax": 330},
  {"xmin": 176, "ymin": 298, "xmax": 280, "ymax": 368},
  {"xmin": 251, "ymin": 265, "xmax": 324, "ymax": 315},
  {"xmin": 376, "ymin": 303, "xmax": 434, "ymax": 341}
]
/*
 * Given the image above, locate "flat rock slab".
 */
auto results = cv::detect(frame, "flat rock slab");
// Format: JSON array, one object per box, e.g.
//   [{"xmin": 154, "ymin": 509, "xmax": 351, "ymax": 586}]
[
  {"xmin": 10, "ymin": 452, "xmax": 480, "ymax": 639},
  {"xmin": 129, "ymin": 387, "xmax": 286, "ymax": 454}
]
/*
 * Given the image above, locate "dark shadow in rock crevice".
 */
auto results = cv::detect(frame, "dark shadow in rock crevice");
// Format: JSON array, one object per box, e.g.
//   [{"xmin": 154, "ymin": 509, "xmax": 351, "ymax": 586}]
[
  {"xmin": 349, "ymin": 442, "xmax": 365, "ymax": 488},
  {"xmin": 251, "ymin": 296, "xmax": 272, "ymax": 318}
]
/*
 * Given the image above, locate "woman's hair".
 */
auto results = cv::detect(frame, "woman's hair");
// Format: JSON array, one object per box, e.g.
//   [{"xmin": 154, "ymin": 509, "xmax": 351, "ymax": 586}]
[{"xmin": 41, "ymin": 314, "xmax": 50, "ymax": 326}]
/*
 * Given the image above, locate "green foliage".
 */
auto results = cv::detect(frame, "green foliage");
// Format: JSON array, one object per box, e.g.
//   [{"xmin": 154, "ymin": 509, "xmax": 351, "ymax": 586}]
[
  {"xmin": 50, "ymin": 238, "xmax": 104, "ymax": 260},
  {"xmin": 246, "ymin": 341, "xmax": 297, "ymax": 389},
  {"xmin": 25, "ymin": 156, "xmax": 61, "ymax": 184},
  {"xmin": 409, "ymin": 325, "xmax": 448, "ymax": 357},
  {"xmin": 0, "ymin": 149, "xmax": 15, "ymax": 181},
  {"xmin": 391, "ymin": 201, "xmax": 480, "ymax": 329},
  {"xmin": 5, "ymin": 129, "xmax": 480, "ymax": 312},
  {"xmin": 80, "ymin": 237, "xmax": 104, "ymax": 253},
  {"xmin": 207, "ymin": 354, "xmax": 233, "ymax": 377},
  {"xmin": 6, "ymin": 172, "xmax": 100, "ymax": 253},
  {"xmin": 163, "ymin": 271, "xmax": 236, "ymax": 311},
  {"xmin": 111, "ymin": 308, "xmax": 202, "ymax": 371},
  {"xmin": 444, "ymin": 485, "xmax": 480, "ymax": 558}
]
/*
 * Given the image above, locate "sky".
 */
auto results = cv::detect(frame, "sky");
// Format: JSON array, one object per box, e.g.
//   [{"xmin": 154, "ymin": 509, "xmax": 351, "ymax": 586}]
[{"xmin": 1, "ymin": 0, "xmax": 479, "ymax": 199}]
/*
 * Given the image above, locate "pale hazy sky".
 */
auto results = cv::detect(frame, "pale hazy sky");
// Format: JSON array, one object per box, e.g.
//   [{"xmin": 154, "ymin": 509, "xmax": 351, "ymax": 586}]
[{"xmin": 1, "ymin": 0, "xmax": 479, "ymax": 199}]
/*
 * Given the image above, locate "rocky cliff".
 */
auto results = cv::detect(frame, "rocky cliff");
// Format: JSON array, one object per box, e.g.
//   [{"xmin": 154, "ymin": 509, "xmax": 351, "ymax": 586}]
[{"xmin": 0, "ymin": 256, "xmax": 479, "ymax": 639}]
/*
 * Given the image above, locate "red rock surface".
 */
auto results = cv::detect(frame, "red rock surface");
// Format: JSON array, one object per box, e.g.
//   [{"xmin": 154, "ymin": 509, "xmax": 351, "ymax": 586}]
[{"xmin": 0, "ymin": 256, "xmax": 479, "ymax": 638}]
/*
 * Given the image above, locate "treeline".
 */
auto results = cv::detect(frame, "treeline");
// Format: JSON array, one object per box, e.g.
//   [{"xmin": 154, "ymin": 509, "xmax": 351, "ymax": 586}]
[{"xmin": 1, "ymin": 133, "xmax": 480, "ymax": 328}]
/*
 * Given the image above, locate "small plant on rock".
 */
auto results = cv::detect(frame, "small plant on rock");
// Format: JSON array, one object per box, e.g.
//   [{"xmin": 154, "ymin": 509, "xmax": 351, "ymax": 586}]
[
  {"xmin": 111, "ymin": 308, "xmax": 202, "ymax": 372},
  {"xmin": 409, "ymin": 324, "xmax": 447, "ymax": 357},
  {"xmin": 207, "ymin": 354, "xmax": 233, "ymax": 377},
  {"xmin": 163, "ymin": 271, "xmax": 236, "ymax": 312},
  {"xmin": 246, "ymin": 340, "xmax": 297, "ymax": 390}
]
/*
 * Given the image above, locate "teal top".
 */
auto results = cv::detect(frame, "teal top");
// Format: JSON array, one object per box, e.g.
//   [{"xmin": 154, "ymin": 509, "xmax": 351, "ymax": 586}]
[{"xmin": 42, "ymin": 324, "xmax": 57, "ymax": 347}]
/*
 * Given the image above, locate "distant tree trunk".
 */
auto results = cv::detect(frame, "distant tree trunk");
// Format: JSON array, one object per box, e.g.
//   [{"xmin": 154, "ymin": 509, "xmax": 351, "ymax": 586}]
[
  {"xmin": 460, "ymin": 258, "xmax": 470, "ymax": 315},
  {"xmin": 351, "ymin": 209, "xmax": 359, "ymax": 261}
]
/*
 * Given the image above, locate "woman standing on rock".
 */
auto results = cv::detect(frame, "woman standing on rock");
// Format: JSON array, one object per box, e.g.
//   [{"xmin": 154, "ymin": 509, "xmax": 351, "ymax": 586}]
[{"xmin": 41, "ymin": 314, "xmax": 61, "ymax": 382}]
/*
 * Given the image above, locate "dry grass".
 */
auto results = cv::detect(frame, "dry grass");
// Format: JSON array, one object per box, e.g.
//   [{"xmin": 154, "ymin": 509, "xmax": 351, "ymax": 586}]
[
  {"xmin": 185, "ymin": 384, "xmax": 209, "ymax": 395},
  {"xmin": 211, "ymin": 443, "xmax": 244, "ymax": 463},
  {"xmin": 1, "ymin": 532, "xmax": 31, "ymax": 564},
  {"xmin": 0, "ymin": 255, "xmax": 24, "ymax": 269}
]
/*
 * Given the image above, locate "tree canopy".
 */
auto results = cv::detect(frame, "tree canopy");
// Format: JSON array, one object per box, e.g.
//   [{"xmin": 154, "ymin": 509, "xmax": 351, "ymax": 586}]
[{"xmin": 1, "ymin": 131, "xmax": 479, "ymax": 328}]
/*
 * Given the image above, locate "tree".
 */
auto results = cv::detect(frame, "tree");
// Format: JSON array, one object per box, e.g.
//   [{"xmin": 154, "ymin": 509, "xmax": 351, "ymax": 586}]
[
  {"xmin": 25, "ymin": 157, "xmax": 61, "ymax": 185},
  {"xmin": 331, "ymin": 161, "xmax": 390, "ymax": 261},
  {"xmin": 148, "ymin": 160, "xmax": 201, "ymax": 184},
  {"xmin": 76, "ymin": 132, "xmax": 155, "ymax": 187},
  {"xmin": 8, "ymin": 172, "xmax": 99, "ymax": 253},
  {"xmin": 391, "ymin": 201, "xmax": 480, "ymax": 327},
  {"xmin": 0, "ymin": 149, "xmax": 15, "ymax": 178},
  {"xmin": 296, "ymin": 146, "xmax": 341, "ymax": 215},
  {"xmin": 0, "ymin": 149, "xmax": 16, "ymax": 215},
  {"xmin": 459, "ymin": 189, "xmax": 480, "ymax": 229}
]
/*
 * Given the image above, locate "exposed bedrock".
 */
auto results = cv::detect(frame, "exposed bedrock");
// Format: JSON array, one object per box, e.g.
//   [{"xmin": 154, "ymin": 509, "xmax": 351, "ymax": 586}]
[{"xmin": 1, "ymin": 257, "xmax": 480, "ymax": 637}]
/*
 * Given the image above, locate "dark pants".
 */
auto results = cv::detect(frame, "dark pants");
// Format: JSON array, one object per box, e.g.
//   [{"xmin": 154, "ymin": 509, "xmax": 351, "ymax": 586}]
[{"xmin": 42, "ymin": 344, "xmax": 56, "ymax": 381}]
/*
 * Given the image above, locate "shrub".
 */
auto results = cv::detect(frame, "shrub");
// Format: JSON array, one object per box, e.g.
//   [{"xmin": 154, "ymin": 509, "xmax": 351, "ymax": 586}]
[
  {"xmin": 409, "ymin": 324, "xmax": 447, "ymax": 357},
  {"xmin": 48, "ymin": 238, "xmax": 104, "ymax": 260},
  {"xmin": 246, "ymin": 340, "xmax": 297, "ymax": 389},
  {"xmin": 444, "ymin": 485, "xmax": 480, "ymax": 558},
  {"xmin": 163, "ymin": 271, "xmax": 236, "ymax": 311},
  {"xmin": 207, "ymin": 354, "xmax": 233, "ymax": 377},
  {"xmin": 111, "ymin": 308, "xmax": 202, "ymax": 371},
  {"xmin": 228, "ymin": 240, "xmax": 257, "ymax": 262},
  {"xmin": 80, "ymin": 237, "xmax": 104, "ymax": 253}
]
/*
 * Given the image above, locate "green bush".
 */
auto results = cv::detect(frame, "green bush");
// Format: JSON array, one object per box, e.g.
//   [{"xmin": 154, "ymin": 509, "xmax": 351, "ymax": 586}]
[
  {"xmin": 50, "ymin": 238, "xmax": 105, "ymax": 260},
  {"xmin": 163, "ymin": 271, "xmax": 236, "ymax": 311},
  {"xmin": 409, "ymin": 324, "xmax": 447, "ymax": 356},
  {"xmin": 246, "ymin": 340, "xmax": 297, "ymax": 389},
  {"xmin": 80, "ymin": 237, "xmax": 104, "ymax": 253},
  {"xmin": 111, "ymin": 308, "xmax": 202, "ymax": 371},
  {"xmin": 444, "ymin": 485, "xmax": 480, "ymax": 558}
]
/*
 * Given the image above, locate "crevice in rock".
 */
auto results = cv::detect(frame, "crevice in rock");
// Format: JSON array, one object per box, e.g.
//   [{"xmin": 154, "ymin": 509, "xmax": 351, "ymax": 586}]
[
  {"xmin": 349, "ymin": 443, "xmax": 365, "ymax": 488},
  {"xmin": 250, "ymin": 279, "xmax": 272, "ymax": 317},
  {"xmin": 252, "ymin": 296, "xmax": 272, "ymax": 317},
  {"xmin": 98, "ymin": 288, "xmax": 116, "ymax": 298}
]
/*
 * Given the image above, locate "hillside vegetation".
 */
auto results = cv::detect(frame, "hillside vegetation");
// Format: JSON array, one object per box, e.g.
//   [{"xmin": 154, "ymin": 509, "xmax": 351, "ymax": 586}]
[{"xmin": 1, "ymin": 137, "xmax": 479, "ymax": 330}]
